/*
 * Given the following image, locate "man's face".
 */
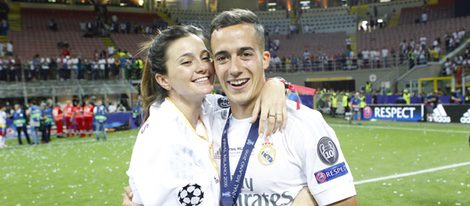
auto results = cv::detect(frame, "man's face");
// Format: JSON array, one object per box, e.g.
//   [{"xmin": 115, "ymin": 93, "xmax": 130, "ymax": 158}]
[{"xmin": 211, "ymin": 24, "xmax": 270, "ymax": 107}]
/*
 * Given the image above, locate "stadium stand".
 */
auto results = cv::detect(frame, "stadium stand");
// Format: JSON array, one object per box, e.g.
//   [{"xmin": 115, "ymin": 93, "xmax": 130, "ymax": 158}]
[
  {"xmin": 399, "ymin": 0, "xmax": 455, "ymax": 25},
  {"xmin": 110, "ymin": 33, "xmax": 151, "ymax": 58},
  {"xmin": 299, "ymin": 7, "xmax": 356, "ymax": 34},
  {"xmin": 269, "ymin": 32, "xmax": 347, "ymax": 58},
  {"xmin": 167, "ymin": 9, "xmax": 294, "ymax": 35},
  {"xmin": 357, "ymin": 16, "xmax": 470, "ymax": 52},
  {"xmin": 365, "ymin": 0, "xmax": 423, "ymax": 19},
  {"xmin": 0, "ymin": 79, "xmax": 137, "ymax": 99}
]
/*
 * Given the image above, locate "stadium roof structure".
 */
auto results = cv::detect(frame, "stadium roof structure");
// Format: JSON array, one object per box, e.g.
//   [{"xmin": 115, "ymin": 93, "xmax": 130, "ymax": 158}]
[{"xmin": 0, "ymin": 80, "xmax": 138, "ymax": 99}]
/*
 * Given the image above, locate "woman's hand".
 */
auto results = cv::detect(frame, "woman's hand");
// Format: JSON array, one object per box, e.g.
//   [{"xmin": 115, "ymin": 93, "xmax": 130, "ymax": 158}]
[{"xmin": 251, "ymin": 78, "xmax": 287, "ymax": 137}]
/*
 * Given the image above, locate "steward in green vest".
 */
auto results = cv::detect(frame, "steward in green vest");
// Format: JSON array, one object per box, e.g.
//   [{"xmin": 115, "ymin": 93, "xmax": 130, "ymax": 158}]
[
  {"xmin": 330, "ymin": 92, "xmax": 338, "ymax": 117},
  {"xmin": 403, "ymin": 89, "xmax": 411, "ymax": 104}
]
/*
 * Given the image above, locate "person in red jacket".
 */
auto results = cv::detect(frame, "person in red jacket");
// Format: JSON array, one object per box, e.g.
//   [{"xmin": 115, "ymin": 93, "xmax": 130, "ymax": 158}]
[
  {"xmin": 83, "ymin": 101, "xmax": 94, "ymax": 137},
  {"xmin": 53, "ymin": 103, "xmax": 64, "ymax": 138},
  {"xmin": 74, "ymin": 103, "xmax": 85, "ymax": 137},
  {"xmin": 63, "ymin": 100, "xmax": 75, "ymax": 137}
]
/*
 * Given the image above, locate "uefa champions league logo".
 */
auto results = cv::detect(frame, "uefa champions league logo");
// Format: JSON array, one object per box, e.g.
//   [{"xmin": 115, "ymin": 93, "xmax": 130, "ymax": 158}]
[{"xmin": 177, "ymin": 184, "xmax": 204, "ymax": 206}]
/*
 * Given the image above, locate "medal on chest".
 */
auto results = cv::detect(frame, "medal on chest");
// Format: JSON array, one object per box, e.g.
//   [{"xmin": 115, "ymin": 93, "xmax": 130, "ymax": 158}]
[{"xmin": 258, "ymin": 141, "xmax": 276, "ymax": 166}]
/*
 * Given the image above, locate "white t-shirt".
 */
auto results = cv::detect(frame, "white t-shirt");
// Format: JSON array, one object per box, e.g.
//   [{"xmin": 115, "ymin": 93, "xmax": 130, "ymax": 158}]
[
  {"xmin": 210, "ymin": 101, "xmax": 356, "ymax": 206},
  {"xmin": 127, "ymin": 98, "xmax": 220, "ymax": 206}
]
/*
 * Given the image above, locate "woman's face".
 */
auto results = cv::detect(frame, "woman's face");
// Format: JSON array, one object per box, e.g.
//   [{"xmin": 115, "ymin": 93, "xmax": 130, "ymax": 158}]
[{"xmin": 163, "ymin": 34, "xmax": 214, "ymax": 101}]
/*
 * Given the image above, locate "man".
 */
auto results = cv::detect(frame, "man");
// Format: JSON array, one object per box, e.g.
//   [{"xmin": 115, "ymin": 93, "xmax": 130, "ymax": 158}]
[
  {"xmin": 131, "ymin": 102, "xmax": 142, "ymax": 127},
  {"xmin": 74, "ymin": 103, "xmax": 85, "ymax": 137},
  {"xmin": 330, "ymin": 92, "xmax": 338, "ymax": 117},
  {"xmin": 52, "ymin": 102, "xmax": 64, "ymax": 138},
  {"xmin": 13, "ymin": 104, "xmax": 31, "ymax": 145},
  {"xmin": 63, "ymin": 100, "xmax": 75, "ymax": 137},
  {"xmin": 27, "ymin": 101, "xmax": 42, "ymax": 145},
  {"xmin": 41, "ymin": 102, "xmax": 53, "ymax": 143},
  {"xmin": 93, "ymin": 100, "xmax": 107, "ymax": 141},
  {"xmin": 209, "ymin": 9, "xmax": 356, "ymax": 206},
  {"xmin": 403, "ymin": 89, "xmax": 411, "ymax": 104},
  {"xmin": 83, "ymin": 101, "xmax": 94, "ymax": 136},
  {"xmin": 342, "ymin": 92, "xmax": 351, "ymax": 121},
  {"xmin": 349, "ymin": 92, "xmax": 362, "ymax": 124}
]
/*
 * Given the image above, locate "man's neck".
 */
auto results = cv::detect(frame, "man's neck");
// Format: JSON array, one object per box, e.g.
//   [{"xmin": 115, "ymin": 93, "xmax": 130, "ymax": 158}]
[{"xmin": 230, "ymin": 100, "xmax": 256, "ymax": 120}]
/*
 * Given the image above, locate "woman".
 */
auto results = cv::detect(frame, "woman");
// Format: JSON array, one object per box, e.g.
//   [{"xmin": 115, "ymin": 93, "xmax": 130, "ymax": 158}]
[{"xmin": 127, "ymin": 25, "xmax": 286, "ymax": 205}]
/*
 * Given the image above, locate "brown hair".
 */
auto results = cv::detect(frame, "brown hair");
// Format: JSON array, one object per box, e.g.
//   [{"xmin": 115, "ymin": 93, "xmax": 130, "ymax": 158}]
[
  {"xmin": 140, "ymin": 25, "xmax": 206, "ymax": 121},
  {"xmin": 210, "ymin": 9, "xmax": 265, "ymax": 50}
]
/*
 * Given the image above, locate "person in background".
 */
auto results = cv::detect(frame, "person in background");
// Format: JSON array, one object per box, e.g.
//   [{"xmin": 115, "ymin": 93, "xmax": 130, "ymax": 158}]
[
  {"xmin": 53, "ymin": 102, "xmax": 64, "ymax": 138},
  {"xmin": 350, "ymin": 92, "xmax": 362, "ymax": 124},
  {"xmin": 330, "ymin": 92, "xmax": 338, "ymax": 117},
  {"xmin": 0, "ymin": 105, "xmax": 7, "ymax": 148},
  {"xmin": 63, "ymin": 100, "xmax": 75, "ymax": 137},
  {"xmin": 93, "ymin": 100, "xmax": 107, "ymax": 141},
  {"xmin": 41, "ymin": 102, "xmax": 53, "ymax": 143},
  {"xmin": 342, "ymin": 92, "xmax": 351, "ymax": 121},
  {"xmin": 132, "ymin": 102, "xmax": 142, "ymax": 127},
  {"xmin": 13, "ymin": 104, "xmax": 31, "ymax": 145},
  {"xmin": 28, "ymin": 101, "xmax": 42, "ymax": 145},
  {"xmin": 359, "ymin": 92, "xmax": 366, "ymax": 113},
  {"xmin": 403, "ymin": 89, "xmax": 411, "ymax": 104},
  {"xmin": 74, "ymin": 102, "xmax": 85, "ymax": 137},
  {"xmin": 83, "ymin": 100, "xmax": 95, "ymax": 136},
  {"xmin": 450, "ymin": 89, "xmax": 463, "ymax": 104}
]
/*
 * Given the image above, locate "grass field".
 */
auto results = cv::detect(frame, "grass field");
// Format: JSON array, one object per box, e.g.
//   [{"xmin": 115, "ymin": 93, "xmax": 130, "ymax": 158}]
[{"xmin": 0, "ymin": 118, "xmax": 469, "ymax": 206}]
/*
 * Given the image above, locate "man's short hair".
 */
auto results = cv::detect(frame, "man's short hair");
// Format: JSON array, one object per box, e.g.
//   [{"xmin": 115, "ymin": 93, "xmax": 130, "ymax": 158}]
[{"xmin": 210, "ymin": 9, "xmax": 265, "ymax": 50}]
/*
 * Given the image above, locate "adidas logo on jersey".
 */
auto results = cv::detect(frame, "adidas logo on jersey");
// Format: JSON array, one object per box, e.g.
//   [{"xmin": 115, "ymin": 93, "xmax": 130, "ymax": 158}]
[
  {"xmin": 431, "ymin": 104, "xmax": 451, "ymax": 123},
  {"xmin": 460, "ymin": 109, "xmax": 470, "ymax": 124}
]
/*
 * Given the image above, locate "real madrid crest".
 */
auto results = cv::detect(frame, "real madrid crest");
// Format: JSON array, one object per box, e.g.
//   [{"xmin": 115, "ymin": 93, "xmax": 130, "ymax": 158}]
[{"xmin": 258, "ymin": 142, "xmax": 276, "ymax": 166}]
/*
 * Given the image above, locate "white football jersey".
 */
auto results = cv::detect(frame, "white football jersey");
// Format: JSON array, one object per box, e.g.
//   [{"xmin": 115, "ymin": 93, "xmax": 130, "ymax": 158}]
[
  {"xmin": 127, "ymin": 98, "xmax": 220, "ymax": 206},
  {"xmin": 210, "ymin": 101, "xmax": 356, "ymax": 206}
]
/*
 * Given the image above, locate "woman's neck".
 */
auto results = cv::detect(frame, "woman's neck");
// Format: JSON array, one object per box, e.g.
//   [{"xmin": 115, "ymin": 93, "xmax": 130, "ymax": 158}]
[{"xmin": 168, "ymin": 95, "xmax": 203, "ymax": 129}]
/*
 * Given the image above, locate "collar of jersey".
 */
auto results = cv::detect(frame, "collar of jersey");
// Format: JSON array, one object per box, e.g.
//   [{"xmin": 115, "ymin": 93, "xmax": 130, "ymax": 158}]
[{"xmin": 164, "ymin": 97, "xmax": 205, "ymax": 138}]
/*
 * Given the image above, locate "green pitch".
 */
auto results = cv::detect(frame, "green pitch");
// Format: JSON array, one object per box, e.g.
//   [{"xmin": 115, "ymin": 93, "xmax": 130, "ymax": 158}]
[{"xmin": 0, "ymin": 118, "xmax": 469, "ymax": 206}]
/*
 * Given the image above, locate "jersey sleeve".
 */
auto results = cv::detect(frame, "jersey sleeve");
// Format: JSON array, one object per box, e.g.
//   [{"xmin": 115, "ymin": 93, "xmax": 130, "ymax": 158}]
[{"xmin": 288, "ymin": 107, "xmax": 356, "ymax": 205}]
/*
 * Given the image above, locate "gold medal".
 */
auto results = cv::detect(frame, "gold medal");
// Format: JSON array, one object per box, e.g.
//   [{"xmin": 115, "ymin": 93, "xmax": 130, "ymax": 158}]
[{"xmin": 258, "ymin": 142, "xmax": 276, "ymax": 166}]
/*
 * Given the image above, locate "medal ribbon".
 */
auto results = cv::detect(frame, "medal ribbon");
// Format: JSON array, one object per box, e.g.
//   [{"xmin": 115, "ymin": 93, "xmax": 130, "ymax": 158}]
[{"xmin": 220, "ymin": 115, "xmax": 260, "ymax": 206}]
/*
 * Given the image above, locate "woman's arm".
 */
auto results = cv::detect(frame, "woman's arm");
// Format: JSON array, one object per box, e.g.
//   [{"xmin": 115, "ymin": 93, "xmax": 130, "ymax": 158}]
[{"xmin": 251, "ymin": 78, "xmax": 287, "ymax": 137}]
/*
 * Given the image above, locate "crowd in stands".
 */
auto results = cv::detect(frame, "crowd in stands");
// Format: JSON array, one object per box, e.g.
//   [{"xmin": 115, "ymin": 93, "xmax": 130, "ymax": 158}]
[
  {"xmin": 443, "ymin": 45, "xmax": 470, "ymax": 83},
  {"xmin": 80, "ymin": 12, "xmax": 168, "ymax": 37},
  {"xmin": 107, "ymin": 14, "xmax": 168, "ymax": 35},
  {"xmin": 265, "ymin": 26, "xmax": 468, "ymax": 73},
  {"xmin": 0, "ymin": 46, "xmax": 144, "ymax": 82}
]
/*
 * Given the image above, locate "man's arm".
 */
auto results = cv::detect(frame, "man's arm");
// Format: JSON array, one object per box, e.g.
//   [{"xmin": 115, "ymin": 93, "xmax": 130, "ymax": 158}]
[
  {"xmin": 292, "ymin": 187, "xmax": 357, "ymax": 206},
  {"xmin": 292, "ymin": 187, "xmax": 317, "ymax": 206},
  {"xmin": 329, "ymin": 196, "xmax": 357, "ymax": 206}
]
